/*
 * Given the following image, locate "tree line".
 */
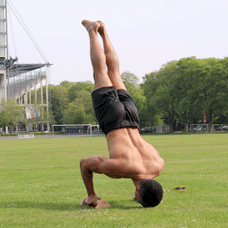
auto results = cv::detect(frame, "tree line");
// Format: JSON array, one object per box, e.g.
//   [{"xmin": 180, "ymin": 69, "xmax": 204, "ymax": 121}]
[
  {"xmin": 1, "ymin": 57, "xmax": 228, "ymax": 132},
  {"xmin": 142, "ymin": 57, "xmax": 228, "ymax": 131}
]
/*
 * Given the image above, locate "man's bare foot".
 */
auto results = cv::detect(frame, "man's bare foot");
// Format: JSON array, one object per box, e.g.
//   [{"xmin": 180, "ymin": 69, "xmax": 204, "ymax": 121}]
[
  {"xmin": 97, "ymin": 20, "xmax": 105, "ymax": 35},
  {"xmin": 81, "ymin": 20, "xmax": 100, "ymax": 33}
]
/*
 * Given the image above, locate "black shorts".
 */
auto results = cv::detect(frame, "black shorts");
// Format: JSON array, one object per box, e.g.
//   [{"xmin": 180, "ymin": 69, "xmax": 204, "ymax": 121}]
[{"xmin": 91, "ymin": 86, "xmax": 140, "ymax": 135}]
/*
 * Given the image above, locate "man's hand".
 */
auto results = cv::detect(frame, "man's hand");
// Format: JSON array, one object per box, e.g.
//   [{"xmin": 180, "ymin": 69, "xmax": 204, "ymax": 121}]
[
  {"xmin": 80, "ymin": 156, "xmax": 108, "ymax": 199},
  {"xmin": 131, "ymin": 186, "xmax": 140, "ymax": 202},
  {"xmin": 80, "ymin": 195, "xmax": 101, "ymax": 207},
  {"xmin": 80, "ymin": 196, "xmax": 111, "ymax": 209},
  {"xmin": 131, "ymin": 193, "xmax": 137, "ymax": 201}
]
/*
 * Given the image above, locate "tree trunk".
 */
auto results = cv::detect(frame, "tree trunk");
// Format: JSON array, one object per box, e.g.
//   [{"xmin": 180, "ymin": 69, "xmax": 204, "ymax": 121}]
[
  {"xmin": 170, "ymin": 104, "xmax": 175, "ymax": 133},
  {"xmin": 170, "ymin": 119, "xmax": 174, "ymax": 133},
  {"xmin": 208, "ymin": 109, "xmax": 214, "ymax": 131},
  {"xmin": 185, "ymin": 111, "xmax": 189, "ymax": 132}
]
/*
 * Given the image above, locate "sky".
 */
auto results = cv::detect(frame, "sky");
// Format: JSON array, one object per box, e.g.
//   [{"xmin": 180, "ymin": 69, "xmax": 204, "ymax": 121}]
[{"xmin": 7, "ymin": 0, "xmax": 228, "ymax": 85}]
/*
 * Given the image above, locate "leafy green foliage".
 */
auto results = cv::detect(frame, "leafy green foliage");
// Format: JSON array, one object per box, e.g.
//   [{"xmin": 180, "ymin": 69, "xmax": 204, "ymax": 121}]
[
  {"xmin": 121, "ymin": 72, "xmax": 146, "ymax": 127},
  {"xmin": 49, "ymin": 74, "xmax": 145, "ymax": 126},
  {"xmin": 143, "ymin": 57, "xmax": 228, "ymax": 132},
  {"xmin": 3, "ymin": 59, "xmax": 226, "ymax": 131},
  {"xmin": 68, "ymin": 81, "xmax": 93, "ymax": 103},
  {"xmin": 48, "ymin": 81, "xmax": 96, "ymax": 124},
  {"xmin": 49, "ymin": 84, "xmax": 70, "ymax": 124},
  {"xmin": 0, "ymin": 98, "xmax": 26, "ymax": 131}
]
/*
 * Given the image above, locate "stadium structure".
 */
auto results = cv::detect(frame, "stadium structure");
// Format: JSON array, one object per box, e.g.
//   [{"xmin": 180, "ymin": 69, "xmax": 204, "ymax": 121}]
[{"xmin": 0, "ymin": 0, "xmax": 51, "ymax": 133}]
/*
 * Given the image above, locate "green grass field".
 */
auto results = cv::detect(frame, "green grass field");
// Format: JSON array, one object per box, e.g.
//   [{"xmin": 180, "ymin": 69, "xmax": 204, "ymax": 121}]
[{"xmin": 0, "ymin": 134, "xmax": 227, "ymax": 227}]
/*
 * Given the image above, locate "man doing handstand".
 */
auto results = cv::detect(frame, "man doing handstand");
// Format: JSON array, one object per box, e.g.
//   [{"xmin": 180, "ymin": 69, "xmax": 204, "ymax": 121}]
[{"xmin": 80, "ymin": 20, "xmax": 164, "ymax": 208}]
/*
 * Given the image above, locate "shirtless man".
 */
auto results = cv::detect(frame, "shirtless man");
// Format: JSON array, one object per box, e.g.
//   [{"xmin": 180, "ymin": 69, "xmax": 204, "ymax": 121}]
[{"xmin": 80, "ymin": 20, "xmax": 164, "ymax": 208}]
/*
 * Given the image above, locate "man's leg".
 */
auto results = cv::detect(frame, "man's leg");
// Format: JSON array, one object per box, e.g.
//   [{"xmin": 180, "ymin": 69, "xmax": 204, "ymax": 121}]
[
  {"xmin": 82, "ymin": 20, "xmax": 113, "ymax": 91},
  {"xmin": 97, "ymin": 21, "xmax": 127, "ymax": 91}
]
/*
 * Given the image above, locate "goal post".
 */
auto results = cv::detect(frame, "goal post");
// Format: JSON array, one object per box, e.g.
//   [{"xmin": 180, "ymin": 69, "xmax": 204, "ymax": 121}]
[
  {"xmin": 52, "ymin": 124, "xmax": 103, "ymax": 137},
  {"xmin": 190, "ymin": 124, "xmax": 209, "ymax": 134}
]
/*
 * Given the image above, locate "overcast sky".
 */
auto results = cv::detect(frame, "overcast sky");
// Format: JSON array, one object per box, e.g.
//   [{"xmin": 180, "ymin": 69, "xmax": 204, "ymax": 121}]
[{"xmin": 7, "ymin": 0, "xmax": 228, "ymax": 85}]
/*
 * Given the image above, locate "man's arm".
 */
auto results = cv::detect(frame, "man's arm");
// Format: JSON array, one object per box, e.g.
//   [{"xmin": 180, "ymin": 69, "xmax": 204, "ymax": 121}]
[
  {"xmin": 80, "ymin": 155, "xmax": 108, "ymax": 206},
  {"xmin": 80, "ymin": 154, "xmax": 132, "ymax": 205}
]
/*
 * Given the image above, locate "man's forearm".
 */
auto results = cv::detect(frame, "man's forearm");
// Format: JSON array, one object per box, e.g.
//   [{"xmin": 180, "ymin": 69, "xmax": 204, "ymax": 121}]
[{"xmin": 80, "ymin": 159, "xmax": 96, "ymax": 196}]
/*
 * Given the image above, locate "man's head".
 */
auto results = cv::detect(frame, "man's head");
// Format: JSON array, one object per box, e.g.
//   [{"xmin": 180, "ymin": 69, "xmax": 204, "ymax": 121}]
[{"xmin": 138, "ymin": 179, "xmax": 163, "ymax": 208}]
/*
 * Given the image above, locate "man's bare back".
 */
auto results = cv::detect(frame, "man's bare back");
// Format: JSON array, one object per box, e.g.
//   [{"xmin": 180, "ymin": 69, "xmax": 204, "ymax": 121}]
[
  {"xmin": 80, "ymin": 128, "xmax": 164, "ymax": 207},
  {"xmin": 80, "ymin": 20, "xmax": 164, "ymax": 208},
  {"xmin": 107, "ymin": 128, "xmax": 164, "ymax": 180}
]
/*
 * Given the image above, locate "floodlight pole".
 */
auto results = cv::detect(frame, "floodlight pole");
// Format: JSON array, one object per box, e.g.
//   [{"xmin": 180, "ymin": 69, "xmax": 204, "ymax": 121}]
[{"xmin": 0, "ymin": 0, "xmax": 7, "ymax": 102}]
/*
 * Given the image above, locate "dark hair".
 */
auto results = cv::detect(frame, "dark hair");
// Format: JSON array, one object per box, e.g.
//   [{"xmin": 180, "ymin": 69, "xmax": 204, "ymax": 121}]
[{"xmin": 139, "ymin": 179, "xmax": 163, "ymax": 208}]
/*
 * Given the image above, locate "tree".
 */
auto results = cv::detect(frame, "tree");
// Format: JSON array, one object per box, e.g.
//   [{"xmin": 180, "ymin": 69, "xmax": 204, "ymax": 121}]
[
  {"xmin": 173, "ymin": 57, "xmax": 228, "ymax": 131},
  {"xmin": 142, "ymin": 72, "xmax": 163, "ymax": 128},
  {"xmin": 50, "ymin": 85, "xmax": 69, "ymax": 124},
  {"xmin": 142, "ymin": 57, "xmax": 228, "ymax": 132},
  {"xmin": 199, "ymin": 58, "xmax": 228, "ymax": 130},
  {"xmin": 142, "ymin": 61, "xmax": 179, "ymax": 132},
  {"xmin": 64, "ymin": 99, "xmax": 85, "ymax": 124},
  {"xmin": 121, "ymin": 72, "xmax": 146, "ymax": 127},
  {"xmin": 121, "ymin": 71, "xmax": 139, "ymax": 86},
  {"xmin": 173, "ymin": 57, "xmax": 202, "ymax": 131},
  {"xmin": 63, "ymin": 90, "xmax": 96, "ymax": 124},
  {"xmin": 77, "ymin": 90, "xmax": 94, "ymax": 116},
  {"xmin": 68, "ymin": 81, "xmax": 93, "ymax": 103},
  {"xmin": 0, "ymin": 99, "xmax": 26, "ymax": 132}
]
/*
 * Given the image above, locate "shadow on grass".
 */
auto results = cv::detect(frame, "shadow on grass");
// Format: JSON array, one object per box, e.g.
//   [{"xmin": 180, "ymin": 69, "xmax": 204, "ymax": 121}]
[
  {"xmin": 1, "ymin": 200, "xmax": 142, "ymax": 211},
  {"xmin": 108, "ymin": 200, "xmax": 142, "ymax": 209}
]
